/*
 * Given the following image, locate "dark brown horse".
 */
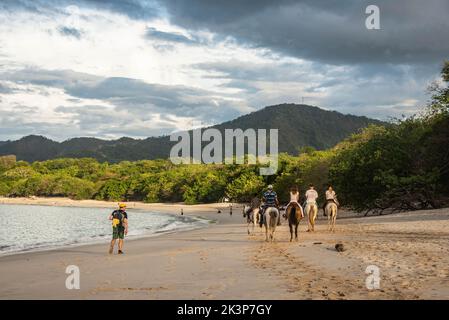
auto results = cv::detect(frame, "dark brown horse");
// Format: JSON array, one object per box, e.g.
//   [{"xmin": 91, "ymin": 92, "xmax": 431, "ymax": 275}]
[{"xmin": 285, "ymin": 203, "xmax": 303, "ymax": 242}]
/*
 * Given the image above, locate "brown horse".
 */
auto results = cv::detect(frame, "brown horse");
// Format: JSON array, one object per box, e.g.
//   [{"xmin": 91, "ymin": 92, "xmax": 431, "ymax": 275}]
[{"xmin": 286, "ymin": 203, "xmax": 303, "ymax": 241}]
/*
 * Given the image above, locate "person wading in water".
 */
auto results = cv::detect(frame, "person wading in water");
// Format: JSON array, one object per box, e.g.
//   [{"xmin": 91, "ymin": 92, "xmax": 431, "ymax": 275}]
[{"xmin": 108, "ymin": 203, "xmax": 128, "ymax": 254}]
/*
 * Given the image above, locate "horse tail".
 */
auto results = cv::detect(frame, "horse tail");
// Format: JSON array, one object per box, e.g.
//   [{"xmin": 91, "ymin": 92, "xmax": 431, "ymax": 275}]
[
  {"xmin": 290, "ymin": 206, "xmax": 298, "ymax": 224},
  {"xmin": 332, "ymin": 204, "xmax": 337, "ymax": 217},
  {"xmin": 268, "ymin": 208, "xmax": 277, "ymax": 229}
]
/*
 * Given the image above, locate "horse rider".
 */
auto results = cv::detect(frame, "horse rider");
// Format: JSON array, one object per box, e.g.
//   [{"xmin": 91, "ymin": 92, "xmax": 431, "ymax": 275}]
[
  {"xmin": 323, "ymin": 185, "xmax": 339, "ymax": 216},
  {"xmin": 286, "ymin": 185, "xmax": 304, "ymax": 218},
  {"xmin": 261, "ymin": 184, "xmax": 280, "ymax": 227},
  {"xmin": 245, "ymin": 193, "xmax": 261, "ymax": 216},
  {"xmin": 305, "ymin": 184, "xmax": 319, "ymax": 209}
]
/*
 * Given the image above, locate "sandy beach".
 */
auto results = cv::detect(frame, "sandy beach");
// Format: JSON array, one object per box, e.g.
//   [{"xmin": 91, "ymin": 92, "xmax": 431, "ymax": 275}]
[{"xmin": 0, "ymin": 197, "xmax": 448, "ymax": 300}]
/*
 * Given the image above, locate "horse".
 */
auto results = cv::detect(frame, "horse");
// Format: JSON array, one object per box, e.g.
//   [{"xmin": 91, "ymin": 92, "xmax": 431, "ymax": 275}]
[
  {"xmin": 262, "ymin": 207, "xmax": 279, "ymax": 242},
  {"xmin": 325, "ymin": 201, "xmax": 338, "ymax": 232},
  {"xmin": 243, "ymin": 205, "xmax": 259, "ymax": 235},
  {"xmin": 285, "ymin": 203, "xmax": 303, "ymax": 241},
  {"xmin": 305, "ymin": 201, "xmax": 318, "ymax": 232}
]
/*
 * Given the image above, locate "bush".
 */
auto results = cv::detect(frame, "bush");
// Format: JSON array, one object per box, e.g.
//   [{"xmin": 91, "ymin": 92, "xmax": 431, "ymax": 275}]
[
  {"xmin": 95, "ymin": 179, "xmax": 129, "ymax": 201},
  {"xmin": 225, "ymin": 171, "xmax": 265, "ymax": 202},
  {"xmin": 0, "ymin": 181, "xmax": 10, "ymax": 196}
]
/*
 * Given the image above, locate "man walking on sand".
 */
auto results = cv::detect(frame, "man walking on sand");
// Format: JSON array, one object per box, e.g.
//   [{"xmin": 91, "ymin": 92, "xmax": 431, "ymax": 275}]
[{"xmin": 109, "ymin": 203, "xmax": 128, "ymax": 254}]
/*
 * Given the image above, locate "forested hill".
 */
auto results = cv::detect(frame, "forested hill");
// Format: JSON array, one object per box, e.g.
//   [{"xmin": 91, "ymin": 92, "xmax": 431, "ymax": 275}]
[
  {"xmin": 0, "ymin": 104, "xmax": 385, "ymax": 162},
  {"xmin": 214, "ymin": 104, "xmax": 384, "ymax": 153}
]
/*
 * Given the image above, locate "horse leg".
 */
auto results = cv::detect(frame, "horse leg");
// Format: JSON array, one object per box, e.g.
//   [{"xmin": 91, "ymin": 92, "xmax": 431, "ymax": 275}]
[
  {"xmin": 306, "ymin": 207, "xmax": 311, "ymax": 232},
  {"xmin": 289, "ymin": 223, "xmax": 293, "ymax": 242},
  {"xmin": 308, "ymin": 208, "xmax": 313, "ymax": 232},
  {"xmin": 295, "ymin": 223, "xmax": 299, "ymax": 241},
  {"xmin": 310, "ymin": 207, "xmax": 316, "ymax": 232},
  {"xmin": 332, "ymin": 207, "xmax": 337, "ymax": 232}
]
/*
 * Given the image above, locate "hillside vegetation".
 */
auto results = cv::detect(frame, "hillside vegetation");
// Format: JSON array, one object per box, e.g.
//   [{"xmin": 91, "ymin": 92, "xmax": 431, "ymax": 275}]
[{"xmin": 0, "ymin": 104, "xmax": 384, "ymax": 162}]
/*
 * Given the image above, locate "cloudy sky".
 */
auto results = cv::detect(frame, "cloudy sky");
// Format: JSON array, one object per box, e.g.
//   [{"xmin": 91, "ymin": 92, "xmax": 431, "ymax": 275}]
[{"xmin": 0, "ymin": 0, "xmax": 448, "ymax": 141}]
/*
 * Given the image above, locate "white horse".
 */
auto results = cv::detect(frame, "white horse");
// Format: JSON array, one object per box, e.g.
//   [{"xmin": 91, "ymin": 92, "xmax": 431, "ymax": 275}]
[
  {"xmin": 325, "ymin": 201, "xmax": 338, "ymax": 232},
  {"xmin": 243, "ymin": 205, "xmax": 259, "ymax": 235},
  {"xmin": 262, "ymin": 207, "xmax": 279, "ymax": 242},
  {"xmin": 305, "ymin": 202, "xmax": 318, "ymax": 232}
]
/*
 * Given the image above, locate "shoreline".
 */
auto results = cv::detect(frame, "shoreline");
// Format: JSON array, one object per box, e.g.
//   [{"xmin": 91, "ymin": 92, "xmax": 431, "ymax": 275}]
[
  {"xmin": 0, "ymin": 197, "xmax": 229, "ymax": 258},
  {"xmin": 1, "ymin": 198, "xmax": 448, "ymax": 299},
  {"xmin": 0, "ymin": 196, "xmax": 234, "ymax": 215},
  {"xmin": 0, "ymin": 216, "xmax": 213, "ymax": 258}
]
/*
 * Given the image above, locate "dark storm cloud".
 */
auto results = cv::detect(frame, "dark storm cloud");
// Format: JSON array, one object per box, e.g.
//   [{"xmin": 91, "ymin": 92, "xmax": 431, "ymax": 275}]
[
  {"xmin": 144, "ymin": 27, "xmax": 196, "ymax": 45},
  {"xmin": 57, "ymin": 26, "xmax": 82, "ymax": 39},
  {"xmin": 158, "ymin": 0, "xmax": 449, "ymax": 65},
  {"xmin": 55, "ymin": 105, "xmax": 183, "ymax": 137},
  {"xmin": 194, "ymin": 60, "xmax": 310, "ymax": 82},
  {"xmin": 83, "ymin": 0, "xmax": 161, "ymax": 20},
  {"xmin": 0, "ymin": 0, "xmax": 161, "ymax": 20},
  {"xmin": 1, "ymin": 69, "xmax": 100, "ymax": 88},
  {"xmin": 1, "ymin": 68, "xmax": 245, "ymax": 125},
  {"xmin": 4, "ymin": 0, "xmax": 447, "ymax": 65},
  {"xmin": 0, "ymin": 106, "xmax": 63, "ymax": 140},
  {"xmin": 0, "ymin": 83, "xmax": 12, "ymax": 94}
]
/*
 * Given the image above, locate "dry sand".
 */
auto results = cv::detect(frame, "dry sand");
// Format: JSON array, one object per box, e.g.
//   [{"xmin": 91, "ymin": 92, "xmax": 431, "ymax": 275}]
[{"xmin": 0, "ymin": 197, "xmax": 448, "ymax": 300}]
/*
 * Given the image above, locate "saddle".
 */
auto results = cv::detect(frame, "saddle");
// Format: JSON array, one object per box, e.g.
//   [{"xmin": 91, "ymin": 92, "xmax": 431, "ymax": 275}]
[{"xmin": 325, "ymin": 198, "xmax": 339, "ymax": 207}]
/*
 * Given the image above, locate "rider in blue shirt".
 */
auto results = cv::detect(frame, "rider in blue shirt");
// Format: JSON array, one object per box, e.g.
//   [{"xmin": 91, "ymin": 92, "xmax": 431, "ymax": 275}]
[{"xmin": 261, "ymin": 185, "xmax": 279, "ymax": 227}]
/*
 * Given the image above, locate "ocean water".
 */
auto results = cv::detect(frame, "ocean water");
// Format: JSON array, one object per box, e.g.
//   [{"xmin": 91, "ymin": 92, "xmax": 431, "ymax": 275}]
[{"xmin": 0, "ymin": 204, "xmax": 210, "ymax": 255}]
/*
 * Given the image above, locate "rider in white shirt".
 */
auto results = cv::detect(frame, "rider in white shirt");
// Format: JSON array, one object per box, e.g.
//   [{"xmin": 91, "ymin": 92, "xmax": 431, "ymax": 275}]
[
  {"xmin": 287, "ymin": 186, "xmax": 304, "ymax": 218},
  {"xmin": 326, "ymin": 189, "xmax": 336, "ymax": 201},
  {"xmin": 305, "ymin": 185, "xmax": 319, "ymax": 204},
  {"xmin": 323, "ymin": 186, "xmax": 339, "ymax": 216}
]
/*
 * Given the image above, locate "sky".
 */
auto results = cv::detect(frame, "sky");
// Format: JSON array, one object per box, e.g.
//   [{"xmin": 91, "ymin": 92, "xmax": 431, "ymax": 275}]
[{"xmin": 0, "ymin": 0, "xmax": 448, "ymax": 141}]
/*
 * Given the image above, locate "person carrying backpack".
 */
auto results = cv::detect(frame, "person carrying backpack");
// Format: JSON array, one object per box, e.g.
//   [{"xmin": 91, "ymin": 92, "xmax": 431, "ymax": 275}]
[{"xmin": 108, "ymin": 203, "xmax": 128, "ymax": 254}]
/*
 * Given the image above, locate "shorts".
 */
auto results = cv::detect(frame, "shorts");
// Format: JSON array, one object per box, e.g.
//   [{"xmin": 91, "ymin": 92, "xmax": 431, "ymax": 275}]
[{"xmin": 112, "ymin": 226, "xmax": 125, "ymax": 239}]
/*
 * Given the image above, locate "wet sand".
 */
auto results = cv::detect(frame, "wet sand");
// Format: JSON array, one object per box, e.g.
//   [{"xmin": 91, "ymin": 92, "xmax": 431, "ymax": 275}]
[{"xmin": 0, "ymin": 197, "xmax": 448, "ymax": 299}]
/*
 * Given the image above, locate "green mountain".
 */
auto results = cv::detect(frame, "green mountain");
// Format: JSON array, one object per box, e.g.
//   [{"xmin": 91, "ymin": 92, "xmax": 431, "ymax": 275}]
[{"xmin": 0, "ymin": 104, "xmax": 386, "ymax": 162}]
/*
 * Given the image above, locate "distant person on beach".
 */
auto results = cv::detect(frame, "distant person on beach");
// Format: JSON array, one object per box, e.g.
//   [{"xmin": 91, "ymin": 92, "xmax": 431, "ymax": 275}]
[
  {"xmin": 108, "ymin": 203, "xmax": 128, "ymax": 254},
  {"xmin": 323, "ymin": 186, "xmax": 339, "ymax": 216},
  {"xmin": 261, "ymin": 184, "xmax": 279, "ymax": 226}
]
